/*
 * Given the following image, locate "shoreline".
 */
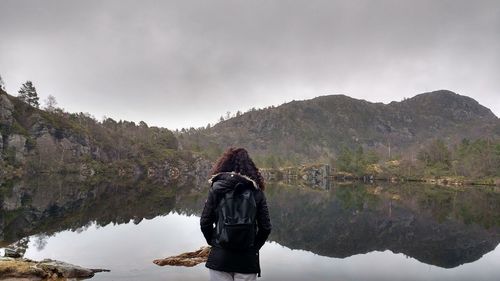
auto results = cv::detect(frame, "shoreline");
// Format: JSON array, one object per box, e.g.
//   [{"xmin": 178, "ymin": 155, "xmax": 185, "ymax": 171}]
[{"xmin": 0, "ymin": 257, "xmax": 109, "ymax": 280}]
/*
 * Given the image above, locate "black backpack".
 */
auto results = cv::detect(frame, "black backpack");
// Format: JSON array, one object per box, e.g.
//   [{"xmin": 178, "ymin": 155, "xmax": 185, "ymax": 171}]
[{"xmin": 215, "ymin": 182, "xmax": 257, "ymax": 250}]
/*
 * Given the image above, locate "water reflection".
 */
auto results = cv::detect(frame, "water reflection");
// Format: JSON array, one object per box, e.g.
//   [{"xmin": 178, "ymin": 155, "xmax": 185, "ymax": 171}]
[
  {"xmin": 0, "ymin": 175, "xmax": 499, "ymax": 280},
  {"xmin": 265, "ymin": 183, "xmax": 499, "ymax": 268}
]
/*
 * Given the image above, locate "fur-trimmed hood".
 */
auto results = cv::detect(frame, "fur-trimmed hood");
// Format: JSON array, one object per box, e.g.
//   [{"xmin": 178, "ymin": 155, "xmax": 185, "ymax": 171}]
[{"xmin": 208, "ymin": 171, "xmax": 259, "ymax": 190}]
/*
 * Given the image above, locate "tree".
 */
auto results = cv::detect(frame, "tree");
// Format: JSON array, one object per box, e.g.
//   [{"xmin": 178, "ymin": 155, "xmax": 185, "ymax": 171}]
[
  {"xmin": 337, "ymin": 146, "xmax": 353, "ymax": 172},
  {"xmin": 43, "ymin": 94, "xmax": 58, "ymax": 112},
  {"xmin": 418, "ymin": 139, "xmax": 451, "ymax": 167},
  {"xmin": 453, "ymin": 138, "xmax": 500, "ymax": 178},
  {"xmin": 18, "ymin": 81, "xmax": 40, "ymax": 108},
  {"xmin": 417, "ymin": 139, "xmax": 451, "ymax": 176},
  {"xmin": 139, "ymin": 121, "xmax": 148, "ymax": 128},
  {"xmin": 336, "ymin": 145, "xmax": 379, "ymax": 175},
  {"xmin": 0, "ymin": 74, "xmax": 5, "ymax": 90}
]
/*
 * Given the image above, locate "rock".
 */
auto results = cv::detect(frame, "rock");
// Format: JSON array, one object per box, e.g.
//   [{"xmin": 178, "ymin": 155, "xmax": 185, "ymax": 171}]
[
  {"xmin": 7, "ymin": 134, "xmax": 27, "ymax": 162},
  {"xmin": 33, "ymin": 131, "xmax": 94, "ymax": 172},
  {"xmin": 153, "ymin": 246, "xmax": 211, "ymax": 267},
  {"xmin": 2, "ymin": 182, "xmax": 24, "ymax": 211},
  {"xmin": 0, "ymin": 258, "xmax": 110, "ymax": 280},
  {"xmin": 4, "ymin": 248, "xmax": 22, "ymax": 258},
  {"xmin": 192, "ymin": 157, "xmax": 212, "ymax": 179},
  {"xmin": 0, "ymin": 258, "xmax": 48, "ymax": 280},
  {"xmin": 3, "ymin": 238, "xmax": 30, "ymax": 259},
  {"xmin": 0, "ymin": 94, "xmax": 14, "ymax": 127},
  {"xmin": 299, "ymin": 164, "xmax": 331, "ymax": 189},
  {"xmin": 37, "ymin": 259, "xmax": 110, "ymax": 278}
]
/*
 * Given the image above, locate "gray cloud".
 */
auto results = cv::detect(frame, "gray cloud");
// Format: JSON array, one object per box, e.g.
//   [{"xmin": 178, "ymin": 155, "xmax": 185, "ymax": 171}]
[{"xmin": 1, "ymin": 0, "xmax": 499, "ymax": 129}]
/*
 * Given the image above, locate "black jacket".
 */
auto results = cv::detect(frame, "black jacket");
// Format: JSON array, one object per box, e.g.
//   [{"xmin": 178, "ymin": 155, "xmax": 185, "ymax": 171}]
[{"xmin": 200, "ymin": 172, "xmax": 272, "ymax": 274}]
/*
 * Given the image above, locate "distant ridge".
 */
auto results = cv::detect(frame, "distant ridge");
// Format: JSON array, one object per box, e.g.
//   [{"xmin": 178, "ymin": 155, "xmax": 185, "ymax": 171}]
[
  {"xmin": 182, "ymin": 90, "xmax": 499, "ymax": 161},
  {"xmin": 2, "ymin": 86, "xmax": 499, "ymax": 179}
]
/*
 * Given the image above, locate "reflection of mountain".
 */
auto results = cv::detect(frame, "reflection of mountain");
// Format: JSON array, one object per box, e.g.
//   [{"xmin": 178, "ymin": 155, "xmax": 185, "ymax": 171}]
[
  {"xmin": 266, "ymin": 183, "xmax": 500, "ymax": 268},
  {"xmin": 1, "ymin": 176, "xmax": 499, "ymax": 269},
  {"xmin": 0, "ymin": 175, "xmax": 194, "ymax": 243}
]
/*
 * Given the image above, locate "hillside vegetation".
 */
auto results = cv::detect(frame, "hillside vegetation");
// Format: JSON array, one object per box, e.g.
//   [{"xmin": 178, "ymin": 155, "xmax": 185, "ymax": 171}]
[
  {"xmin": 180, "ymin": 90, "xmax": 500, "ymax": 183},
  {"xmin": 0, "ymin": 89, "xmax": 210, "ymax": 182},
  {"xmin": 2, "ymin": 87, "xmax": 499, "ymax": 184}
]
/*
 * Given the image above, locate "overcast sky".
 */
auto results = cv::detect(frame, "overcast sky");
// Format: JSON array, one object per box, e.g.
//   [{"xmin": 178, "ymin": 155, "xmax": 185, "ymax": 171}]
[{"xmin": 1, "ymin": 0, "xmax": 499, "ymax": 129}]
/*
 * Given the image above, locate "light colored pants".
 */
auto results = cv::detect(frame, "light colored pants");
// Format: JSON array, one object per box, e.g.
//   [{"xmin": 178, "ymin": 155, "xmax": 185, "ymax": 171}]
[{"xmin": 209, "ymin": 269, "xmax": 257, "ymax": 281}]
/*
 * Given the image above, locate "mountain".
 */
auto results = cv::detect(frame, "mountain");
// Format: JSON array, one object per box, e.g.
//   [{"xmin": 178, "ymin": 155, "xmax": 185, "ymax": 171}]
[
  {"xmin": 182, "ymin": 90, "xmax": 499, "ymax": 162},
  {"xmin": 2, "ymin": 87, "xmax": 499, "ymax": 180}
]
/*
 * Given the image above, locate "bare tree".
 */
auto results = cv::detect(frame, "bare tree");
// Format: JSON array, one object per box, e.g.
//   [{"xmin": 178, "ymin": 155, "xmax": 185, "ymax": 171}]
[
  {"xmin": 43, "ymin": 94, "xmax": 58, "ymax": 112},
  {"xmin": 34, "ymin": 234, "xmax": 49, "ymax": 251},
  {"xmin": 0, "ymin": 74, "xmax": 5, "ymax": 90}
]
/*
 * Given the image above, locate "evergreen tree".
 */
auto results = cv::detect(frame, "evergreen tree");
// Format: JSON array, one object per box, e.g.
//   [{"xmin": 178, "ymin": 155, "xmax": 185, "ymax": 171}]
[
  {"xmin": 337, "ymin": 146, "xmax": 354, "ymax": 172},
  {"xmin": 18, "ymin": 81, "xmax": 40, "ymax": 108}
]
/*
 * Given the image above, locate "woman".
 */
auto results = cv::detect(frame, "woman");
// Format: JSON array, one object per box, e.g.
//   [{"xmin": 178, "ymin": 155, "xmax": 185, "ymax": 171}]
[{"xmin": 200, "ymin": 147, "xmax": 272, "ymax": 281}]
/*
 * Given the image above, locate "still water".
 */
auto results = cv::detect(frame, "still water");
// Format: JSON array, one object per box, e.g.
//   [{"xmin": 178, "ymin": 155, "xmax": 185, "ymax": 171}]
[{"xmin": 1, "ymin": 176, "xmax": 499, "ymax": 280}]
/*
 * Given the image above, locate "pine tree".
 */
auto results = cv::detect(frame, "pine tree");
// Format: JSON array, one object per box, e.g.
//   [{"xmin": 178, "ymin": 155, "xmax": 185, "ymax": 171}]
[{"xmin": 18, "ymin": 81, "xmax": 40, "ymax": 108}]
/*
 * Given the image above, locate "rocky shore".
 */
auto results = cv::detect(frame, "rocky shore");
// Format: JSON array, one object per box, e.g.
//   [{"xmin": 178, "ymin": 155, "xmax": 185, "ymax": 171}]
[
  {"xmin": 261, "ymin": 164, "xmax": 500, "ymax": 189},
  {"xmin": 0, "ymin": 257, "xmax": 109, "ymax": 280}
]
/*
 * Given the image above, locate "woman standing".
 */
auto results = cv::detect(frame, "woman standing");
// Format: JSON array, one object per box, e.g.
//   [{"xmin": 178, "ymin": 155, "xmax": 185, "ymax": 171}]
[{"xmin": 200, "ymin": 147, "xmax": 272, "ymax": 281}]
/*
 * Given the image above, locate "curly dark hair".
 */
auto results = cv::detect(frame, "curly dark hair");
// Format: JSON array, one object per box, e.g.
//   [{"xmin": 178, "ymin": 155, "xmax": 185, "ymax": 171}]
[{"xmin": 210, "ymin": 147, "xmax": 265, "ymax": 190}]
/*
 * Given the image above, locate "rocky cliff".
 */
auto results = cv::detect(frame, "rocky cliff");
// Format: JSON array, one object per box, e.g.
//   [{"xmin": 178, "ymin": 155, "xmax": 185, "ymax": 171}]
[{"xmin": 0, "ymin": 89, "xmax": 211, "ymax": 181}]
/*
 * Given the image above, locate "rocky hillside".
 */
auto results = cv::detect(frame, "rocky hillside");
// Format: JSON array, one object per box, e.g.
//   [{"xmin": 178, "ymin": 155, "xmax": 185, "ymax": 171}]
[
  {"xmin": 181, "ymin": 90, "xmax": 499, "ymax": 163},
  {"xmin": 0, "ymin": 89, "xmax": 211, "ymax": 181},
  {"xmin": 2, "ymin": 87, "xmax": 498, "ymax": 180}
]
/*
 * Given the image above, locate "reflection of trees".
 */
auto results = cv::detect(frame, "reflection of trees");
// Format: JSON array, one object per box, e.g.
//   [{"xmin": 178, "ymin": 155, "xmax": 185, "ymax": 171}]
[
  {"xmin": 0, "ymin": 175, "xmax": 190, "ymax": 244},
  {"xmin": 75, "ymin": 222, "xmax": 93, "ymax": 234},
  {"xmin": 34, "ymin": 234, "xmax": 49, "ymax": 251},
  {"xmin": 403, "ymin": 184, "xmax": 500, "ymax": 229},
  {"xmin": 265, "ymin": 182, "xmax": 500, "ymax": 268},
  {"xmin": 1, "ymin": 176, "xmax": 498, "ymax": 269},
  {"xmin": 334, "ymin": 184, "xmax": 380, "ymax": 210}
]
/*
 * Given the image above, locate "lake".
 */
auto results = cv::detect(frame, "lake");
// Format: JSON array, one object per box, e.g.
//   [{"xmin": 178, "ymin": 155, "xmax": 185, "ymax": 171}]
[{"xmin": 1, "ymin": 176, "xmax": 499, "ymax": 281}]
